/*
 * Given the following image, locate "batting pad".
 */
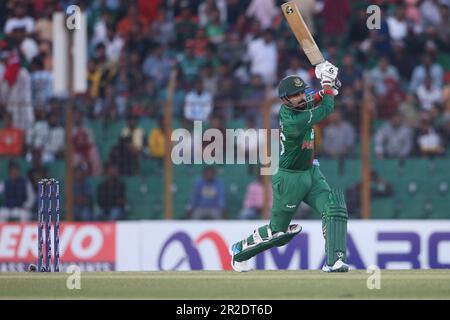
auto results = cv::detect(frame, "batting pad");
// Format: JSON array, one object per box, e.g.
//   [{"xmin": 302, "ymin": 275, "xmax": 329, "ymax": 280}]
[
  {"xmin": 324, "ymin": 189, "xmax": 348, "ymax": 266},
  {"xmin": 234, "ymin": 224, "xmax": 302, "ymax": 262}
]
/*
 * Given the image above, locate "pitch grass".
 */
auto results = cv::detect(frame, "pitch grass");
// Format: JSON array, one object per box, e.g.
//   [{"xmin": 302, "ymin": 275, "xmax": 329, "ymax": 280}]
[{"xmin": 1, "ymin": 270, "xmax": 449, "ymax": 300}]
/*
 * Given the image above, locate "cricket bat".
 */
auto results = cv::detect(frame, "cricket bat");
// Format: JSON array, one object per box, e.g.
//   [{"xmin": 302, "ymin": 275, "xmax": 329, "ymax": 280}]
[{"xmin": 281, "ymin": 1, "xmax": 325, "ymax": 66}]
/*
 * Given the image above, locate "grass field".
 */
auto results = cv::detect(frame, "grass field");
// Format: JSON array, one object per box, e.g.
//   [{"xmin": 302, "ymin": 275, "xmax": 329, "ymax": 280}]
[{"xmin": 1, "ymin": 270, "xmax": 449, "ymax": 299}]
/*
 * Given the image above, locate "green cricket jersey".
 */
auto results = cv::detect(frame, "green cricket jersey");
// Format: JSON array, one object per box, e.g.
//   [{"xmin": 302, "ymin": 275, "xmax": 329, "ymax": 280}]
[{"xmin": 279, "ymin": 94, "xmax": 335, "ymax": 171}]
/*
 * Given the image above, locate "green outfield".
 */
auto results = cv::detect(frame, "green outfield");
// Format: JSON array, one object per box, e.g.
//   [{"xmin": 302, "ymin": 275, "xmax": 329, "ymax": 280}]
[{"xmin": 1, "ymin": 270, "xmax": 449, "ymax": 300}]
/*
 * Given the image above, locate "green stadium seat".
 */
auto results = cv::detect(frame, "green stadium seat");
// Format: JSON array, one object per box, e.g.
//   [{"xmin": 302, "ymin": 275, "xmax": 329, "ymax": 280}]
[{"xmin": 371, "ymin": 198, "xmax": 398, "ymax": 219}]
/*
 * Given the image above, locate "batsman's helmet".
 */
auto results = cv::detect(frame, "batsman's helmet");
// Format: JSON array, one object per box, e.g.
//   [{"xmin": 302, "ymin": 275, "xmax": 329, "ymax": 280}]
[
  {"xmin": 278, "ymin": 75, "xmax": 309, "ymax": 98},
  {"xmin": 278, "ymin": 75, "xmax": 311, "ymax": 110}
]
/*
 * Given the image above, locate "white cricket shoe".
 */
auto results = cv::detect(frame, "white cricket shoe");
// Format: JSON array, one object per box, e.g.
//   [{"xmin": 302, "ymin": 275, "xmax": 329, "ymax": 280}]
[
  {"xmin": 322, "ymin": 259, "xmax": 349, "ymax": 273},
  {"xmin": 229, "ymin": 243, "xmax": 253, "ymax": 272}
]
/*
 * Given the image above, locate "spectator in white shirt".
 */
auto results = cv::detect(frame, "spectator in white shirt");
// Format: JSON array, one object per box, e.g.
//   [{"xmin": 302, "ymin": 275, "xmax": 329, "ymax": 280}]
[
  {"xmin": 42, "ymin": 113, "xmax": 65, "ymax": 163},
  {"xmin": 3, "ymin": 5, "xmax": 35, "ymax": 35},
  {"xmin": 417, "ymin": 118, "xmax": 444, "ymax": 156},
  {"xmin": 246, "ymin": 0, "xmax": 278, "ymax": 29},
  {"xmin": 417, "ymin": 75, "xmax": 442, "ymax": 111},
  {"xmin": 387, "ymin": 5, "xmax": 408, "ymax": 41},
  {"xmin": 246, "ymin": 29, "xmax": 277, "ymax": 85},
  {"xmin": 184, "ymin": 80, "xmax": 213, "ymax": 122}
]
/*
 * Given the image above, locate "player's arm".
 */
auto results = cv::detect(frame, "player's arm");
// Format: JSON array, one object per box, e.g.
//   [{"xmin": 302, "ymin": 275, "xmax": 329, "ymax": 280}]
[
  {"xmin": 310, "ymin": 61, "xmax": 339, "ymax": 123},
  {"xmin": 313, "ymin": 79, "xmax": 341, "ymax": 106},
  {"xmin": 293, "ymin": 61, "xmax": 339, "ymax": 127}
]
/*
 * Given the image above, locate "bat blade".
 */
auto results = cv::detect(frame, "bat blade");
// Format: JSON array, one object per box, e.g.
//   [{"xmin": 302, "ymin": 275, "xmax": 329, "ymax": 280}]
[{"xmin": 281, "ymin": 1, "xmax": 324, "ymax": 66}]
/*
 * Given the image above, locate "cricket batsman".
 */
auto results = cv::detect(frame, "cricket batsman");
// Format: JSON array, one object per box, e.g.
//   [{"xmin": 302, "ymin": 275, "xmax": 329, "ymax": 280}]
[{"xmin": 229, "ymin": 61, "xmax": 349, "ymax": 273}]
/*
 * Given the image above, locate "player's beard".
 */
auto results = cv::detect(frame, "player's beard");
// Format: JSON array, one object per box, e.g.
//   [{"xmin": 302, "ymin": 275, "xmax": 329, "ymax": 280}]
[{"xmin": 282, "ymin": 96, "xmax": 307, "ymax": 111}]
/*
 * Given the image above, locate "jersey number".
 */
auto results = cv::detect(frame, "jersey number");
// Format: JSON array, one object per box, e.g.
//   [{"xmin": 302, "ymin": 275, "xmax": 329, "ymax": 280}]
[{"xmin": 280, "ymin": 132, "xmax": 286, "ymax": 156}]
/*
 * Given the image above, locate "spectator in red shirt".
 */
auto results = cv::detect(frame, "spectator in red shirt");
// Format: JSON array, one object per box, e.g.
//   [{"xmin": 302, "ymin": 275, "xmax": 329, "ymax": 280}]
[
  {"xmin": 117, "ymin": 5, "xmax": 149, "ymax": 39},
  {"xmin": 0, "ymin": 113, "xmax": 24, "ymax": 157},
  {"xmin": 321, "ymin": 0, "xmax": 351, "ymax": 44}
]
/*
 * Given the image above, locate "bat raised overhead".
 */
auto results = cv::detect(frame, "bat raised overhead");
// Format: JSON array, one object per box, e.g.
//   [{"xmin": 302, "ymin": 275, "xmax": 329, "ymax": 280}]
[{"xmin": 281, "ymin": 1, "xmax": 325, "ymax": 66}]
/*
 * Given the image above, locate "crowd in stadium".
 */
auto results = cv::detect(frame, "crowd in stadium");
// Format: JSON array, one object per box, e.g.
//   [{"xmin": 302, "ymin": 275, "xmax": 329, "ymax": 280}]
[{"xmin": 0, "ymin": 0, "xmax": 449, "ymax": 221}]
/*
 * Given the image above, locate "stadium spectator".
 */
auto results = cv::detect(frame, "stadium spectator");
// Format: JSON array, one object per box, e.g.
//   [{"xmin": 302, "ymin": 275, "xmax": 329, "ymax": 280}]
[
  {"xmin": 436, "ymin": 2, "xmax": 450, "ymax": 49},
  {"xmin": 405, "ymin": 0, "xmax": 422, "ymax": 25},
  {"xmin": 110, "ymin": 136, "xmax": 140, "ymax": 176},
  {"xmin": 0, "ymin": 49, "xmax": 34, "ymax": 130},
  {"xmin": 26, "ymin": 148, "xmax": 48, "ymax": 193},
  {"xmin": 72, "ymin": 109, "xmax": 102, "ymax": 176},
  {"xmin": 398, "ymin": 94, "xmax": 421, "ymax": 128},
  {"xmin": 417, "ymin": 75, "xmax": 442, "ymax": 111},
  {"xmin": 151, "ymin": 7, "xmax": 175, "ymax": 46},
  {"xmin": 117, "ymin": 4, "xmax": 149, "ymax": 40},
  {"xmin": 416, "ymin": 117, "xmax": 445, "ymax": 157},
  {"xmin": 73, "ymin": 165, "xmax": 94, "ymax": 221},
  {"xmin": 11, "ymin": 25, "xmax": 39, "ymax": 64},
  {"xmin": 321, "ymin": 0, "xmax": 351, "ymax": 43},
  {"xmin": 246, "ymin": 0, "xmax": 277, "ymax": 29},
  {"xmin": 322, "ymin": 111, "xmax": 355, "ymax": 160},
  {"xmin": 410, "ymin": 55, "xmax": 444, "ymax": 92},
  {"xmin": 30, "ymin": 56, "xmax": 53, "ymax": 111},
  {"xmin": 213, "ymin": 76, "xmax": 238, "ymax": 120},
  {"xmin": 375, "ymin": 113, "xmax": 413, "ymax": 159},
  {"xmin": 199, "ymin": 0, "xmax": 227, "ymax": 27},
  {"xmin": 387, "ymin": 5, "xmax": 408, "ymax": 41},
  {"xmin": 339, "ymin": 87, "xmax": 361, "ymax": 131},
  {"xmin": 339, "ymin": 54, "xmax": 362, "ymax": 93},
  {"xmin": 205, "ymin": 9, "xmax": 226, "ymax": 45},
  {"xmin": 240, "ymin": 173, "xmax": 272, "ymax": 219},
  {"xmin": 177, "ymin": 41, "xmax": 204, "ymax": 83},
  {"xmin": 246, "ymin": 29, "xmax": 277, "ymax": 85},
  {"xmin": 0, "ymin": 112, "xmax": 24, "ymax": 157},
  {"xmin": 347, "ymin": 7, "xmax": 369, "ymax": 45},
  {"xmin": 239, "ymin": 74, "xmax": 265, "ymax": 119},
  {"xmin": 142, "ymin": 45, "xmax": 173, "ymax": 89},
  {"xmin": 377, "ymin": 77, "xmax": 406, "ymax": 119},
  {"xmin": 368, "ymin": 57, "xmax": 400, "ymax": 95},
  {"xmin": 103, "ymin": 26, "xmax": 125, "ymax": 64},
  {"xmin": 184, "ymin": 79, "xmax": 213, "ymax": 122},
  {"xmin": 26, "ymin": 109, "xmax": 48, "ymax": 160},
  {"xmin": 175, "ymin": 4, "xmax": 197, "ymax": 50},
  {"xmin": 148, "ymin": 116, "xmax": 166, "ymax": 164},
  {"xmin": 201, "ymin": 63, "xmax": 219, "ymax": 97},
  {"xmin": 390, "ymin": 41, "xmax": 415, "ymax": 81},
  {"xmin": 41, "ymin": 113, "xmax": 64, "ymax": 163},
  {"xmin": 0, "ymin": 161, "xmax": 35, "ymax": 222},
  {"xmin": 284, "ymin": 56, "xmax": 312, "ymax": 87},
  {"xmin": 3, "ymin": 5, "xmax": 35, "ymax": 35},
  {"xmin": 420, "ymin": 0, "xmax": 443, "ymax": 27},
  {"xmin": 34, "ymin": 6, "xmax": 53, "ymax": 42},
  {"xmin": 121, "ymin": 113, "xmax": 144, "ymax": 153},
  {"xmin": 188, "ymin": 166, "xmax": 225, "ymax": 219},
  {"xmin": 220, "ymin": 30, "xmax": 240, "ymax": 69},
  {"xmin": 97, "ymin": 163, "xmax": 126, "ymax": 220}
]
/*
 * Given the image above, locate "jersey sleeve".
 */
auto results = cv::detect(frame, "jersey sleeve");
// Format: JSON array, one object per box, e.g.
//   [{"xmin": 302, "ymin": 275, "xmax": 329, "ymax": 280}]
[{"xmin": 293, "ymin": 92, "xmax": 335, "ymax": 128}]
